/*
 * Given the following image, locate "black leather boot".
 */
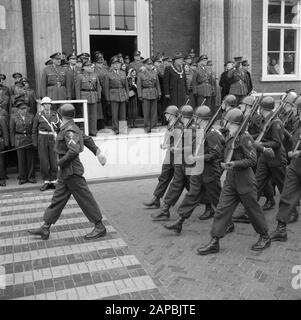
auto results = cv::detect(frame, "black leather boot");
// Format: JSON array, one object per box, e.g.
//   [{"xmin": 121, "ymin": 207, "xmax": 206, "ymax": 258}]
[
  {"xmin": 251, "ymin": 234, "xmax": 271, "ymax": 251},
  {"xmin": 270, "ymin": 221, "xmax": 287, "ymax": 242},
  {"xmin": 288, "ymin": 210, "xmax": 299, "ymax": 224},
  {"xmin": 40, "ymin": 183, "xmax": 51, "ymax": 192},
  {"xmin": 196, "ymin": 237, "xmax": 220, "ymax": 255},
  {"xmin": 143, "ymin": 196, "xmax": 160, "ymax": 209},
  {"xmin": 198, "ymin": 204, "xmax": 215, "ymax": 221},
  {"xmin": 163, "ymin": 217, "xmax": 185, "ymax": 234},
  {"xmin": 262, "ymin": 198, "xmax": 276, "ymax": 211},
  {"xmin": 84, "ymin": 220, "xmax": 107, "ymax": 240},
  {"xmin": 232, "ymin": 212, "xmax": 250, "ymax": 224},
  {"xmin": 28, "ymin": 224, "xmax": 51, "ymax": 240},
  {"xmin": 151, "ymin": 202, "xmax": 170, "ymax": 221}
]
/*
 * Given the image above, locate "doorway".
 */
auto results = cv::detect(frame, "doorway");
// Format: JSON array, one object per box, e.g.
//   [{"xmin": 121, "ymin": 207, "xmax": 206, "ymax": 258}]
[{"xmin": 90, "ymin": 35, "xmax": 137, "ymax": 63}]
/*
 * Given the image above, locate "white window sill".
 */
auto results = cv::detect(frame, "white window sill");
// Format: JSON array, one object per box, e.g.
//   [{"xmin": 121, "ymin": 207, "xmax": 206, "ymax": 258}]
[{"xmin": 261, "ymin": 76, "xmax": 301, "ymax": 82}]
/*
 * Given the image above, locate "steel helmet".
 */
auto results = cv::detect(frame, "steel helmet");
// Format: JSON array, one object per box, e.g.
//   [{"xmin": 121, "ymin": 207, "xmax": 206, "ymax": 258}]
[
  {"xmin": 294, "ymin": 95, "xmax": 301, "ymax": 109},
  {"xmin": 164, "ymin": 105, "xmax": 179, "ymax": 116},
  {"xmin": 41, "ymin": 97, "xmax": 52, "ymax": 105},
  {"xmin": 180, "ymin": 105, "xmax": 194, "ymax": 118},
  {"xmin": 241, "ymin": 96, "xmax": 256, "ymax": 106},
  {"xmin": 224, "ymin": 94, "xmax": 237, "ymax": 107},
  {"xmin": 224, "ymin": 108, "xmax": 244, "ymax": 125},
  {"xmin": 59, "ymin": 104, "xmax": 75, "ymax": 119},
  {"xmin": 283, "ymin": 90, "xmax": 298, "ymax": 105},
  {"xmin": 195, "ymin": 105, "xmax": 211, "ymax": 120},
  {"xmin": 260, "ymin": 96, "xmax": 275, "ymax": 110}
]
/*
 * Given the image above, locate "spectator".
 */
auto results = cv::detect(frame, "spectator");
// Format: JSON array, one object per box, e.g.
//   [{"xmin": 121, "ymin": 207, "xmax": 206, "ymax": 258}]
[{"xmin": 127, "ymin": 68, "xmax": 138, "ymax": 128}]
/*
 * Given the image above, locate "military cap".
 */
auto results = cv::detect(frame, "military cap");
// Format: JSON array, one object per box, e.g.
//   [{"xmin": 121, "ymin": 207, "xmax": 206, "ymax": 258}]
[
  {"xmin": 67, "ymin": 53, "xmax": 77, "ymax": 60},
  {"xmin": 21, "ymin": 77, "xmax": 29, "ymax": 84},
  {"xmin": 50, "ymin": 52, "xmax": 63, "ymax": 59},
  {"xmin": 110, "ymin": 55, "xmax": 120, "ymax": 65},
  {"xmin": 143, "ymin": 58, "xmax": 153, "ymax": 65},
  {"xmin": 207, "ymin": 60, "xmax": 213, "ymax": 66},
  {"xmin": 234, "ymin": 56, "xmax": 243, "ymax": 62},
  {"xmin": 184, "ymin": 55, "xmax": 192, "ymax": 60},
  {"xmin": 82, "ymin": 60, "xmax": 93, "ymax": 67},
  {"xmin": 242, "ymin": 60, "xmax": 250, "ymax": 67},
  {"xmin": 0, "ymin": 74, "xmax": 6, "ymax": 81},
  {"xmin": 152, "ymin": 56, "xmax": 162, "ymax": 63},
  {"xmin": 173, "ymin": 52, "xmax": 184, "ymax": 61},
  {"xmin": 77, "ymin": 53, "xmax": 90, "ymax": 60},
  {"xmin": 45, "ymin": 59, "xmax": 53, "ymax": 66},
  {"xmin": 162, "ymin": 56, "xmax": 170, "ymax": 61},
  {"xmin": 12, "ymin": 72, "xmax": 23, "ymax": 79},
  {"xmin": 134, "ymin": 50, "xmax": 141, "ymax": 56},
  {"xmin": 15, "ymin": 99, "xmax": 28, "ymax": 108},
  {"xmin": 14, "ymin": 81, "xmax": 24, "ymax": 87},
  {"xmin": 197, "ymin": 55, "xmax": 208, "ymax": 63},
  {"xmin": 140, "ymin": 56, "xmax": 144, "ymax": 60}
]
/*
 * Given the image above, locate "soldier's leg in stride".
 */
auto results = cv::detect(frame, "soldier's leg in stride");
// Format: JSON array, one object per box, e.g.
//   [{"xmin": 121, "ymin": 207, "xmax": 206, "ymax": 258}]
[
  {"xmin": 153, "ymin": 164, "xmax": 174, "ymax": 199},
  {"xmin": 256, "ymin": 158, "xmax": 271, "ymax": 200},
  {"xmin": 270, "ymin": 166, "xmax": 286, "ymax": 194}
]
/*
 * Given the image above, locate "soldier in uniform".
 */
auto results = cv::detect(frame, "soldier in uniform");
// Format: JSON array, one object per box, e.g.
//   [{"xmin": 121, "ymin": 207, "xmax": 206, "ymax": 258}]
[
  {"xmin": 21, "ymin": 78, "xmax": 37, "ymax": 115},
  {"xmin": 129, "ymin": 51, "xmax": 143, "ymax": 73},
  {"xmin": 143, "ymin": 105, "xmax": 182, "ymax": 209},
  {"xmin": 10, "ymin": 102, "xmax": 36, "ymax": 185},
  {"xmin": 104, "ymin": 56, "xmax": 129, "ymax": 134},
  {"xmin": 206, "ymin": 60, "xmax": 217, "ymax": 114},
  {"xmin": 196, "ymin": 109, "xmax": 271, "ymax": 255},
  {"xmin": 0, "ymin": 74, "xmax": 10, "ymax": 113},
  {"xmin": 184, "ymin": 63, "xmax": 196, "ymax": 110},
  {"xmin": 77, "ymin": 53, "xmax": 90, "ymax": 65},
  {"xmin": 219, "ymin": 61, "xmax": 234, "ymax": 101},
  {"xmin": 163, "ymin": 105, "xmax": 225, "ymax": 234},
  {"xmin": 137, "ymin": 58, "xmax": 161, "ymax": 133},
  {"xmin": 228, "ymin": 57, "xmax": 248, "ymax": 104},
  {"xmin": 10, "ymin": 73, "xmax": 23, "ymax": 95},
  {"xmin": 163, "ymin": 53, "xmax": 188, "ymax": 108},
  {"xmin": 76, "ymin": 60, "xmax": 102, "ymax": 136},
  {"xmin": 66, "ymin": 53, "xmax": 80, "ymax": 100},
  {"xmin": 192, "ymin": 55, "xmax": 213, "ymax": 107},
  {"xmin": 242, "ymin": 60, "xmax": 253, "ymax": 95},
  {"xmin": 40, "ymin": 52, "xmax": 67, "ymax": 102},
  {"xmin": 32, "ymin": 97, "xmax": 60, "ymax": 191},
  {"xmin": 151, "ymin": 105, "xmax": 194, "ymax": 222},
  {"xmin": 270, "ymin": 96, "xmax": 301, "ymax": 242},
  {"xmin": 28, "ymin": 104, "xmax": 107, "ymax": 241},
  {"xmin": 0, "ymin": 111, "xmax": 9, "ymax": 187}
]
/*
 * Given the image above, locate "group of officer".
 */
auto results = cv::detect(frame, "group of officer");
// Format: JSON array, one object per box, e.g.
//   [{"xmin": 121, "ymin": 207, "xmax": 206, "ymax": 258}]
[{"xmin": 143, "ymin": 88, "xmax": 301, "ymax": 255}]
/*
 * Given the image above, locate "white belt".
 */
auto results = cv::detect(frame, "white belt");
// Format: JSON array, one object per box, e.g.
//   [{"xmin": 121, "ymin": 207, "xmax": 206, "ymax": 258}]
[{"xmin": 39, "ymin": 131, "xmax": 54, "ymax": 135}]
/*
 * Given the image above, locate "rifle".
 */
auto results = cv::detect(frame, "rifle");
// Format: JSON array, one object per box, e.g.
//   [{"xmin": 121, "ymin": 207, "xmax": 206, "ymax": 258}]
[{"xmin": 282, "ymin": 110, "xmax": 294, "ymax": 128}]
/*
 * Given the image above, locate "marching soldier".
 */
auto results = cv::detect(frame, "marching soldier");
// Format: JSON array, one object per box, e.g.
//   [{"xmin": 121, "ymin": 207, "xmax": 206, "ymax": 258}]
[
  {"xmin": 76, "ymin": 60, "xmax": 102, "ymax": 136},
  {"xmin": 0, "ymin": 112, "xmax": 9, "ymax": 187},
  {"xmin": 196, "ymin": 109, "xmax": 271, "ymax": 255},
  {"xmin": 32, "ymin": 97, "xmax": 60, "ymax": 191},
  {"xmin": 137, "ymin": 58, "xmax": 161, "ymax": 133},
  {"xmin": 0, "ymin": 74, "xmax": 10, "ymax": 112},
  {"xmin": 104, "ymin": 56, "xmax": 129, "ymax": 135},
  {"xmin": 10, "ymin": 102, "xmax": 36, "ymax": 185},
  {"xmin": 40, "ymin": 52, "xmax": 68, "ymax": 102},
  {"xmin": 151, "ymin": 105, "xmax": 194, "ymax": 221},
  {"xmin": 143, "ymin": 105, "xmax": 182, "ymax": 208},
  {"xmin": 270, "ymin": 96, "xmax": 301, "ymax": 242},
  {"xmin": 192, "ymin": 54, "xmax": 213, "ymax": 107},
  {"xmin": 28, "ymin": 103, "xmax": 107, "ymax": 241},
  {"xmin": 163, "ymin": 105, "xmax": 224, "ymax": 234},
  {"xmin": 228, "ymin": 57, "xmax": 248, "ymax": 104}
]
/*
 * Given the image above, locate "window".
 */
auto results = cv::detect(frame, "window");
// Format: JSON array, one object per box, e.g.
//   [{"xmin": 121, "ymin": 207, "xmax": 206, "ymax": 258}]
[
  {"xmin": 263, "ymin": 0, "xmax": 301, "ymax": 80},
  {"xmin": 89, "ymin": 0, "xmax": 136, "ymax": 32}
]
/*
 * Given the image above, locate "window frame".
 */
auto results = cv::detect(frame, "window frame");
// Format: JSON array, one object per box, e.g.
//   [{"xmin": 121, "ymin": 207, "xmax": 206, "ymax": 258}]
[
  {"xmin": 262, "ymin": 0, "xmax": 301, "ymax": 81},
  {"xmin": 89, "ymin": 0, "xmax": 137, "ymax": 35}
]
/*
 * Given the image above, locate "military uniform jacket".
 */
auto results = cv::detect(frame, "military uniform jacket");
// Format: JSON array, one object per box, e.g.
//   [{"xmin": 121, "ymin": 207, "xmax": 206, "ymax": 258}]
[
  {"xmin": 244, "ymin": 71, "xmax": 253, "ymax": 94},
  {"xmin": 23, "ymin": 89, "xmax": 37, "ymax": 115},
  {"xmin": 228, "ymin": 68, "xmax": 248, "ymax": 96},
  {"xmin": 40, "ymin": 65, "xmax": 67, "ymax": 100},
  {"xmin": 66, "ymin": 66, "xmax": 82, "ymax": 100},
  {"xmin": 76, "ymin": 72, "xmax": 102, "ymax": 104},
  {"xmin": 0, "ymin": 116, "xmax": 9, "ymax": 150},
  {"xmin": 289, "ymin": 123, "xmax": 301, "ymax": 176},
  {"xmin": 104, "ymin": 71, "xmax": 129, "ymax": 103},
  {"xmin": 32, "ymin": 110, "xmax": 60, "ymax": 146},
  {"xmin": 248, "ymin": 113, "xmax": 262, "ymax": 139},
  {"xmin": 192, "ymin": 66, "xmax": 212, "ymax": 97},
  {"xmin": 219, "ymin": 71, "xmax": 231, "ymax": 100},
  {"xmin": 129, "ymin": 61, "xmax": 143, "ymax": 73},
  {"xmin": 0, "ymin": 108, "xmax": 8, "ymax": 125},
  {"xmin": 257, "ymin": 118, "xmax": 287, "ymax": 167},
  {"xmin": 137, "ymin": 70, "xmax": 161, "ymax": 100},
  {"xmin": 224, "ymin": 133, "xmax": 257, "ymax": 194},
  {"xmin": 10, "ymin": 111, "xmax": 34, "ymax": 147},
  {"xmin": 55, "ymin": 120, "xmax": 84, "ymax": 180},
  {"xmin": 0, "ymin": 85, "xmax": 10, "ymax": 112},
  {"xmin": 94, "ymin": 64, "xmax": 109, "ymax": 87}
]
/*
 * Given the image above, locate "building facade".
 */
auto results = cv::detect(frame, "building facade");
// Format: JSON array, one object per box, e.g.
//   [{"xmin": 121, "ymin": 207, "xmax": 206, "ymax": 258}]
[{"xmin": 0, "ymin": 0, "xmax": 301, "ymax": 96}]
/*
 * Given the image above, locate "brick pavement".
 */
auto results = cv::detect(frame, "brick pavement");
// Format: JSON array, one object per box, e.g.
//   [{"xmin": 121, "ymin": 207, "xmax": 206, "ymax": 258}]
[
  {"xmin": 0, "ymin": 190, "xmax": 163, "ymax": 300},
  {"xmin": 91, "ymin": 178, "xmax": 301, "ymax": 300}
]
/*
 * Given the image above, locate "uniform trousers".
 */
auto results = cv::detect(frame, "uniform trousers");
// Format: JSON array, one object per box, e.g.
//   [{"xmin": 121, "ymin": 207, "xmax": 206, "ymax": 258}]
[
  {"xmin": 256, "ymin": 157, "xmax": 286, "ymax": 199},
  {"xmin": 276, "ymin": 166, "xmax": 301, "ymax": 224},
  {"xmin": 44, "ymin": 175, "xmax": 103, "ymax": 225},
  {"xmin": 164, "ymin": 165, "xmax": 190, "ymax": 206},
  {"xmin": 153, "ymin": 163, "xmax": 174, "ymax": 199},
  {"xmin": 178, "ymin": 174, "xmax": 221, "ymax": 219},
  {"xmin": 111, "ymin": 102, "xmax": 126, "ymax": 132},
  {"xmin": 142, "ymin": 99, "xmax": 158, "ymax": 130},
  {"xmin": 38, "ymin": 135, "xmax": 57, "ymax": 182},
  {"xmin": 211, "ymin": 170, "xmax": 268, "ymax": 238},
  {"xmin": 88, "ymin": 103, "xmax": 98, "ymax": 136},
  {"xmin": 17, "ymin": 147, "xmax": 34, "ymax": 181},
  {"xmin": 0, "ymin": 153, "xmax": 5, "ymax": 181}
]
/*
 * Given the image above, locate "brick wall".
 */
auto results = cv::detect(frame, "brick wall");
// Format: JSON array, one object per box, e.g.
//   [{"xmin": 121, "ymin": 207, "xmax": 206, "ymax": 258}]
[
  {"xmin": 59, "ymin": 0, "xmax": 74, "ymax": 55},
  {"xmin": 152, "ymin": 0, "xmax": 200, "ymax": 56},
  {"xmin": 251, "ymin": 0, "xmax": 301, "ymax": 93}
]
